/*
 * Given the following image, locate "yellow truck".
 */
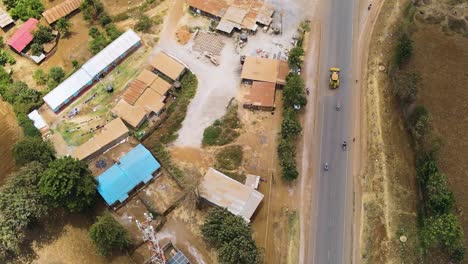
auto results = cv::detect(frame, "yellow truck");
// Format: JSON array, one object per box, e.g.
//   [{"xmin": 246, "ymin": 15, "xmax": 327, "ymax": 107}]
[{"xmin": 329, "ymin": 67, "xmax": 340, "ymax": 89}]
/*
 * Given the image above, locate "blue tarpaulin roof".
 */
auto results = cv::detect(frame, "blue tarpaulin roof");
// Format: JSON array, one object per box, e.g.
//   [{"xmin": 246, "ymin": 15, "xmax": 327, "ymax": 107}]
[{"xmin": 97, "ymin": 144, "xmax": 160, "ymax": 205}]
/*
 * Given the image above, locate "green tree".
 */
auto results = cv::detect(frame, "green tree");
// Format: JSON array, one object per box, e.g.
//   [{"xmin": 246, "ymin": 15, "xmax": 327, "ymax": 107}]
[
  {"xmin": 395, "ymin": 31, "xmax": 413, "ymax": 67},
  {"xmin": 0, "ymin": 50, "xmax": 15, "ymax": 65},
  {"xmin": 277, "ymin": 138, "xmax": 298, "ymax": 181},
  {"xmin": 426, "ymin": 172, "xmax": 455, "ymax": 215},
  {"xmin": 56, "ymin": 18, "xmax": 72, "ymax": 36},
  {"xmin": 2, "ymin": 81, "xmax": 42, "ymax": 113},
  {"xmin": 283, "ymin": 73, "xmax": 307, "ymax": 109},
  {"xmin": 0, "ymin": 162, "xmax": 48, "ymax": 256},
  {"xmin": 105, "ymin": 24, "xmax": 122, "ymax": 41},
  {"xmin": 88, "ymin": 26, "xmax": 101, "ymax": 38},
  {"xmin": 218, "ymin": 235, "xmax": 261, "ymax": 264},
  {"xmin": 288, "ymin": 46, "xmax": 305, "ymax": 68},
  {"xmin": 409, "ymin": 105, "xmax": 430, "ymax": 141},
  {"xmin": 33, "ymin": 25, "xmax": 53, "ymax": 45},
  {"xmin": 39, "ymin": 156, "xmax": 97, "ymax": 212},
  {"xmin": 81, "ymin": 0, "xmax": 104, "ymax": 21},
  {"xmin": 30, "ymin": 43, "xmax": 43, "ymax": 56},
  {"xmin": 48, "ymin": 66, "xmax": 65, "ymax": 83},
  {"xmin": 417, "ymin": 152, "xmax": 439, "ymax": 184},
  {"xmin": 135, "ymin": 15, "xmax": 153, "ymax": 32},
  {"xmin": 201, "ymin": 208, "xmax": 261, "ymax": 264},
  {"xmin": 201, "ymin": 207, "xmax": 251, "ymax": 247},
  {"xmin": 421, "ymin": 213, "xmax": 464, "ymax": 260},
  {"xmin": 71, "ymin": 59, "xmax": 79, "ymax": 69},
  {"xmin": 89, "ymin": 212, "xmax": 130, "ymax": 256},
  {"xmin": 10, "ymin": 0, "xmax": 44, "ymax": 20},
  {"xmin": 281, "ymin": 108, "xmax": 302, "ymax": 139},
  {"xmin": 13, "ymin": 137, "xmax": 55, "ymax": 165},
  {"xmin": 17, "ymin": 113, "xmax": 41, "ymax": 137},
  {"xmin": 33, "ymin": 69, "xmax": 48, "ymax": 85},
  {"xmin": 99, "ymin": 13, "xmax": 111, "ymax": 26}
]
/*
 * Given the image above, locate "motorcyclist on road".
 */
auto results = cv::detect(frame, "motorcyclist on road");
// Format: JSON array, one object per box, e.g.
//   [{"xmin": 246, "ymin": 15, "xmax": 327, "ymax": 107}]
[
  {"xmin": 336, "ymin": 103, "xmax": 341, "ymax": 110},
  {"xmin": 342, "ymin": 141, "xmax": 347, "ymax": 150},
  {"xmin": 324, "ymin": 162, "xmax": 329, "ymax": 171}
]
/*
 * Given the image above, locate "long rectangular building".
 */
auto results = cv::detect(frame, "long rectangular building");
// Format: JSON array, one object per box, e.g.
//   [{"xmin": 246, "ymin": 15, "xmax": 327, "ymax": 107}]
[{"xmin": 43, "ymin": 29, "xmax": 141, "ymax": 113}]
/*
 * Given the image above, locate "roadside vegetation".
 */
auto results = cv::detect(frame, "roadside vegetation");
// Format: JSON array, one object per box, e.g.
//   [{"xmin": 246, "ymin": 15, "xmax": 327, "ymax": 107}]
[
  {"xmin": 202, "ymin": 101, "xmax": 241, "ymax": 146},
  {"xmin": 145, "ymin": 72, "xmax": 198, "ymax": 183},
  {"xmin": 278, "ymin": 42, "xmax": 307, "ymax": 181},
  {"xmin": 390, "ymin": 13, "xmax": 464, "ymax": 262},
  {"xmin": 201, "ymin": 207, "xmax": 262, "ymax": 264}
]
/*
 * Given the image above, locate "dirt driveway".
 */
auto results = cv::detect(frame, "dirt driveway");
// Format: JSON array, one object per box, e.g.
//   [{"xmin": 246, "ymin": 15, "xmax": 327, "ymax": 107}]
[{"xmin": 156, "ymin": 0, "xmax": 315, "ymax": 147}]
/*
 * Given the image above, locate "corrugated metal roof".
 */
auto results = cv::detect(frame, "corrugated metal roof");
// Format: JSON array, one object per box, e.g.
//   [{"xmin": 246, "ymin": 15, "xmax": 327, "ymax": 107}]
[
  {"xmin": 199, "ymin": 167, "xmax": 264, "ymax": 222},
  {"xmin": 7, "ymin": 18, "xmax": 38, "ymax": 53},
  {"xmin": 122, "ymin": 79, "xmax": 147, "ymax": 105},
  {"xmin": 42, "ymin": 0, "xmax": 82, "ymax": 24},
  {"xmin": 97, "ymin": 144, "xmax": 160, "ymax": 205},
  {"xmin": 111, "ymin": 99, "xmax": 147, "ymax": 128},
  {"xmin": 82, "ymin": 29, "xmax": 141, "ymax": 78},
  {"xmin": 149, "ymin": 51, "xmax": 185, "ymax": 81},
  {"xmin": 0, "ymin": 8, "xmax": 14, "ymax": 28},
  {"xmin": 244, "ymin": 81, "xmax": 275, "ymax": 107},
  {"xmin": 72, "ymin": 118, "xmax": 129, "ymax": 160},
  {"xmin": 43, "ymin": 68, "xmax": 93, "ymax": 111},
  {"xmin": 149, "ymin": 76, "xmax": 171, "ymax": 96},
  {"xmin": 134, "ymin": 88, "xmax": 165, "ymax": 114},
  {"xmin": 167, "ymin": 251, "xmax": 190, "ymax": 264}
]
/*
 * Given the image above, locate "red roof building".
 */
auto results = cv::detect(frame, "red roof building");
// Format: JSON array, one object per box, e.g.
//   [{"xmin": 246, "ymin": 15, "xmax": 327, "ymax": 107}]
[{"xmin": 7, "ymin": 18, "xmax": 39, "ymax": 53}]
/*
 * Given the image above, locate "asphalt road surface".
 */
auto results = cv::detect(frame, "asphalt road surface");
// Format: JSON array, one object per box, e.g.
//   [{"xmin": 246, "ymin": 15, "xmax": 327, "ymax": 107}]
[{"xmin": 311, "ymin": 0, "xmax": 358, "ymax": 262}]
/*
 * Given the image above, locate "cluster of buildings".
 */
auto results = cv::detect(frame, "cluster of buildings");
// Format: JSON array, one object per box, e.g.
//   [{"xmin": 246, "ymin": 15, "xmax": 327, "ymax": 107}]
[
  {"xmin": 3, "ymin": 0, "xmax": 82, "ymax": 63},
  {"xmin": 112, "ymin": 51, "xmax": 186, "ymax": 129},
  {"xmin": 241, "ymin": 56, "xmax": 290, "ymax": 111},
  {"xmin": 187, "ymin": 0, "xmax": 275, "ymax": 35}
]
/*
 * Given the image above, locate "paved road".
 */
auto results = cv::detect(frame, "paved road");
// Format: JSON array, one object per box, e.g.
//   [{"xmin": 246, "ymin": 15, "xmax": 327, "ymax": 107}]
[{"xmin": 311, "ymin": 0, "xmax": 359, "ymax": 262}]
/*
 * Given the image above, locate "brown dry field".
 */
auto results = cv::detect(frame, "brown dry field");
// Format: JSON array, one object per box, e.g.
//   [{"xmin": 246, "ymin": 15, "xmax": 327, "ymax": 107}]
[
  {"xmin": 406, "ymin": 24, "xmax": 468, "ymax": 250},
  {"xmin": 0, "ymin": 99, "xmax": 21, "ymax": 183},
  {"xmin": 360, "ymin": 0, "xmax": 422, "ymax": 262}
]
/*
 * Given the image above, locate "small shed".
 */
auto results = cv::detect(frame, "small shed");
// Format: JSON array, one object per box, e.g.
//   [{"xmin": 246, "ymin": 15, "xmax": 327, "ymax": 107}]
[
  {"xmin": 0, "ymin": 8, "xmax": 14, "ymax": 29},
  {"xmin": 7, "ymin": 18, "xmax": 39, "ymax": 53}
]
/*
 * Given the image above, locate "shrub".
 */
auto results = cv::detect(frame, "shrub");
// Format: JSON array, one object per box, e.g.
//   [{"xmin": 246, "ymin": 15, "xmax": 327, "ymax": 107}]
[
  {"xmin": 48, "ymin": 66, "xmax": 65, "ymax": 83},
  {"xmin": 202, "ymin": 125, "xmax": 222, "ymax": 145},
  {"xmin": 395, "ymin": 31, "xmax": 413, "ymax": 67},
  {"xmin": 89, "ymin": 212, "xmax": 130, "ymax": 256},
  {"xmin": 71, "ymin": 59, "xmax": 79, "ymax": 69},
  {"xmin": 277, "ymin": 138, "xmax": 298, "ymax": 181},
  {"xmin": 202, "ymin": 102, "xmax": 240, "ymax": 146},
  {"xmin": 99, "ymin": 13, "xmax": 112, "ymax": 26},
  {"xmin": 288, "ymin": 46, "xmax": 305, "ymax": 68},
  {"xmin": 135, "ymin": 15, "xmax": 153, "ymax": 32},
  {"xmin": 425, "ymin": 172, "xmax": 455, "ymax": 215},
  {"xmin": 105, "ymin": 24, "xmax": 122, "ymax": 40},
  {"xmin": 283, "ymin": 73, "xmax": 307, "ymax": 109},
  {"xmin": 56, "ymin": 18, "xmax": 72, "ymax": 36},
  {"xmin": 390, "ymin": 69, "xmax": 420, "ymax": 106},
  {"xmin": 39, "ymin": 157, "xmax": 97, "ymax": 212},
  {"xmin": 408, "ymin": 105, "xmax": 430, "ymax": 141},
  {"xmin": 13, "ymin": 137, "xmax": 55, "ymax": 165},
  {"xmin": 416, "ymin": 152, "xmax": 439, "ymax": 184},
  {"xmin": 421, "ymin": 214, "xmax": 464, "ymax": 260},
  {"xmin": 33, "ymin": 69, "xmax": 48, "ymax": 85},
  {"xmin": 17, "ymin": 113, "xmax": 41, "ymax": 137},
  {"xmin": 215, "ymin": 145, "xmax": 243, "ymax": 171},
  {"xmin": 281, "ymin": 108, "xmax": 302, "ymax": 139},
  {"xmin": 33, "ymin": 25, "xmax": 53, "ymax": 45},
  {"xmin": 10, "ymin": 0, "xmax": 44, "ymax": 20},
  {"xmin": 81, "ymin": 0, "xmax": 104, "ymax": 22},
  {"xmin": 201, "ymin": 208, "xmax": 261, "ymax": 264}
]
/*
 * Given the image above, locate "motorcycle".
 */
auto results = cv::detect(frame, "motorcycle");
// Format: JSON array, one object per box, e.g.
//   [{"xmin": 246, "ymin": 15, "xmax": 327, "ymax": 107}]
[
  {"xmin": 342, "ymin": 141, "xmax": 347, "ymax": 151},
  {"xmin": 324, "ymin": 162, "xmax": 329, "ymax": 171}
]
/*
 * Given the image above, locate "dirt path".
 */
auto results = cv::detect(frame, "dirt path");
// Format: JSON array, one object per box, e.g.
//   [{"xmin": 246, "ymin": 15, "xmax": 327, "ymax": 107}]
[{"xmin": 359, "ymin": 0, "xmax": 422, "ymax": 262}]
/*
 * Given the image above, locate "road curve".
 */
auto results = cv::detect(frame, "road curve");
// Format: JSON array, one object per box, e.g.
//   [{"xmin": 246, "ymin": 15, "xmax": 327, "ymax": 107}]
[{"xmin": 310, "ymin": 0, "xmax": 358, "ymax": 262}]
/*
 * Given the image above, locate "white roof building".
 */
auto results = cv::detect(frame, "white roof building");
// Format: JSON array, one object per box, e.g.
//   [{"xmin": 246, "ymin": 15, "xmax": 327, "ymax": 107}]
[
  {"xmin": 43, "ymin": 69, "xmax": 93, "ymax": 112},
  {"xmin": 27, "ymin": 110, "xmax": 47, "ymax": 130},
  {"xmin": 81, "ymin": 30, "xmax": 141, "ymax": 78},
  {"xmin": 199, "ymin": 168, "xmax": 264, "ymax": 222}
]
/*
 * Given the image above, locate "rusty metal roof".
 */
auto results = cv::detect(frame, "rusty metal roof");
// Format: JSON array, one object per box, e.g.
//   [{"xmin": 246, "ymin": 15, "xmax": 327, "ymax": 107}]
[
  {"xmin": 42, "ymin": 0, "xmax": 82, "ymax": 24},
  {"xmin": 122, "ymin": 79, "xmax": 147, "ymax": 105},
  {"xmin": 244, "ymin": 81, "xmax": 275, "ymax": 107}
]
